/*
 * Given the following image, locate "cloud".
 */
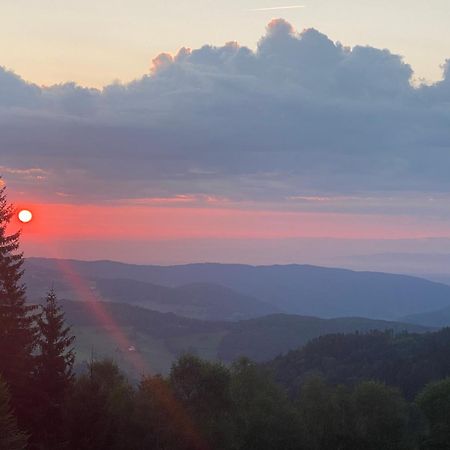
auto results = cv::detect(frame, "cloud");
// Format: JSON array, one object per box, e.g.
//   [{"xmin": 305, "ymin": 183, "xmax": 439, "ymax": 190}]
[
  {"xmin": 0, "ymin": 67, "xmax": 41, "ymax": 108},
  {"xmin": 1, "ymin": 20, "xmax": 450, "ymax": 219}
]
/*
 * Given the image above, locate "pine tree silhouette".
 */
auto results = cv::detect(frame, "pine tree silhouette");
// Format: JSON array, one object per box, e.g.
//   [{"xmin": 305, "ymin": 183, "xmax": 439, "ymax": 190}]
[
  {"xmin": 0, "ymin": 180, "xmax": 38, "ymax": 428},
  {"xmin": 35, "ymin": 288, "xmax": 75, "ymax": 445}
]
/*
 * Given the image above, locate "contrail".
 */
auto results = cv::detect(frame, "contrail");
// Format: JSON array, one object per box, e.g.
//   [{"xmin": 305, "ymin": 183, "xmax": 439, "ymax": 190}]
[{"xmin": 248, "ymin": 5, "xmax": 305, "ymax": 11}]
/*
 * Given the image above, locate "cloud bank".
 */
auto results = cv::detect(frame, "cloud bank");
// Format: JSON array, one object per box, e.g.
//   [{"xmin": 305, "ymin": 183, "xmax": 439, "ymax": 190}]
[{"xmin": 1, "ymin": 19, "xmax": 450, "ymax": 216}]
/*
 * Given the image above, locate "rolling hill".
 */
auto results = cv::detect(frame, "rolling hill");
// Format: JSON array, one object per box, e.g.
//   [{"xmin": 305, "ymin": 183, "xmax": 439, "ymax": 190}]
[
  {"xmin": 92, "ymin": 278, "xmax": 278, "ymax": 321},
  {"xmin": 24, "ymin": 262, "xmax": 278, "ymax": 321},
  {"xmin": 60, "ymin": 300, "xmax": 431, "ymax": 378},
  {"xmin": 402, "ymin": 306, "xmax": 450, "ymax": 328},
  {"xmin": 216, "ymin": 314, "xmax": 433, "ymax": 362},
  {"xmin": 26, "ymin": 258, "xmax": 450, "ymax": 320}
]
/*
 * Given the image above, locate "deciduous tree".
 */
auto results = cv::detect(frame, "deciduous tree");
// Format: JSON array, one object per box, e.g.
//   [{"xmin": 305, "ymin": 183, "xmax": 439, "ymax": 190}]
[{"xmin": 416, "ymin": 377, "xmax": 450, "ymax": 449}]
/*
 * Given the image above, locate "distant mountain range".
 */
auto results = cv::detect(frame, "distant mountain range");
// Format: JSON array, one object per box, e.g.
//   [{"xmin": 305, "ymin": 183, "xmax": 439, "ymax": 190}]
[
  {"xmin": 60, "ymin": 300, "xmax": 431, "ymax": 377},
  {"xmin": 92, "ymin": 278, "xmax": 278, "ymax": 321},
  {"xmin": 402, "ymin": 306, "xmax": 450, "ymax": 328},
  {"xmin": 337, "ymin": 252, "xmax": 450, "ymax": 280},
  {"xmin": 24, "ymin": 260, "xmax": 278, "ymax": 321},
  {"xmin": 25, "ymin": 258, "xmax": 450, "ymax": 321}
]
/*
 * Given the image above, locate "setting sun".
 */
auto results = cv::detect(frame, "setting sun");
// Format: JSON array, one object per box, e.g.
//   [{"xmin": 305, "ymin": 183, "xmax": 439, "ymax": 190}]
[{"xmin": 18, "ymin": 209, "xmax": 33, "ymax": 223}]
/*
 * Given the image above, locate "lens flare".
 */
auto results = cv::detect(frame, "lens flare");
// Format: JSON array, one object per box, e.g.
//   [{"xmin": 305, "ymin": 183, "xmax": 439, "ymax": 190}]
[{"xmin": 18, "ymin": 209, "xmax": 33, "ymax": 223}]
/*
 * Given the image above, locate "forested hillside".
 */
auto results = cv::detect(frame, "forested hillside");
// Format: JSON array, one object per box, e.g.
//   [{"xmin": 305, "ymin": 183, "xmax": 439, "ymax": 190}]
[
  {"xmin": 60, "ymin": 300, "xmax": 430, "ymax": 376},
  {"xmin": 217, "ymin": 314, "xmax": 431, "ymax": 363},
  {"xmin": 267, "ymin": 328, "xmax": 450, "ymax": 399}
]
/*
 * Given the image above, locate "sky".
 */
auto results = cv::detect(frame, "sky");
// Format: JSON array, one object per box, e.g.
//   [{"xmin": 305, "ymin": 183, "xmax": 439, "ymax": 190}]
[
  {"xmin": 1, "ymin": 2, "xmax": 450, "ymax": 265},
  {"xmin": 2, "ymin": 0, "xmax": 450, "ymax": 87}
]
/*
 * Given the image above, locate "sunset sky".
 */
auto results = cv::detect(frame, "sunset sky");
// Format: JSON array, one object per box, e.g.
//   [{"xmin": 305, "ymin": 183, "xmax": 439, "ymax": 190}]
[{"xmin": 2, "ymin": 2, "xmax": 450, "ymax": 264}]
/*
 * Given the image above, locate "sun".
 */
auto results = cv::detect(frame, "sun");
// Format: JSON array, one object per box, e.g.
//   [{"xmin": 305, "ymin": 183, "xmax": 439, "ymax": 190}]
[{"xmin": 18, "ymin": 209, "xmax": 33, "ymax": 223}]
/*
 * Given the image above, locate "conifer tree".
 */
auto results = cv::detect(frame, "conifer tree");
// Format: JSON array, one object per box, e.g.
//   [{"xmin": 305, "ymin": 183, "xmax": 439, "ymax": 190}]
[
  {"xmin": 35, "ymin": 288, "xmax": 75, "ymax": 444},
  {"xmin": 0, "ymin": 180, "xmax": 38, "ymax": 423},
  {"xmin": 0, "ymin": 376, "xmax": 28, "ymax": 450}
]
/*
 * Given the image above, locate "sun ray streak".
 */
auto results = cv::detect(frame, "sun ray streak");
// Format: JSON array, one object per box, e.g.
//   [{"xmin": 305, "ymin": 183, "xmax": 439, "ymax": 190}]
[
  {"xmin": 54, "ymin": 258, "xmax": 149, "ymax": 375},
  {"xmin": 50, "ymin": 257, "xmax": 209, "ymax": 448}
]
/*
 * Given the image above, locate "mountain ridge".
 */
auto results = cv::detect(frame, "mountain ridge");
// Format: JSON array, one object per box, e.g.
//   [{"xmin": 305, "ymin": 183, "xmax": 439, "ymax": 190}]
[{"xmin": 26, "ymin": 257, "xmax": 450, "ymax": 320}]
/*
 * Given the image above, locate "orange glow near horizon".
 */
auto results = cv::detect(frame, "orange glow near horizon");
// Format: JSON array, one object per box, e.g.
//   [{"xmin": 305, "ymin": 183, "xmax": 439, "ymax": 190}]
[{"xmin": 12, "ymin": 201, "xmax": 450, "ymax": 243}]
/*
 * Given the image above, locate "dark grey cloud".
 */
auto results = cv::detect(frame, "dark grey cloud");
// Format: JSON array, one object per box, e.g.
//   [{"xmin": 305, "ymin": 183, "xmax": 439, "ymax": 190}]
[
  {"xmin": 1, "ymin": 19, "xmax": 450, "ymax": 212},
  {"xmin": 0, "ymin": 67, "xmax": 41, "ymax": 107}
]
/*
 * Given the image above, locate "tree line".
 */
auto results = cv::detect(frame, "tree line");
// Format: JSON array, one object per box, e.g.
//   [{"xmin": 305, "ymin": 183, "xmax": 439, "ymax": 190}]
[
  {"xmin": 1, "ymin": 180, "xmax": 450, "ymax": 449},
  {"xmin": 4, "ymin": 353, "xmax": 450, "ymax": 450}
]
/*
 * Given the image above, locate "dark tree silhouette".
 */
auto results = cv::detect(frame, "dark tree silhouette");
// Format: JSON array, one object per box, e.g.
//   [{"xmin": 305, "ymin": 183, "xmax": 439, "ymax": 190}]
[
  {"xmin": 35, "ymin": 288, "xmax": 75, "ymax": 445},
  {"xmin": 0, "ymin": 181, "xmax": 38, "ymax": 427},
  {"xmin": 0, "ymin": 376, "xmax": 28, "ymax": 450}
]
